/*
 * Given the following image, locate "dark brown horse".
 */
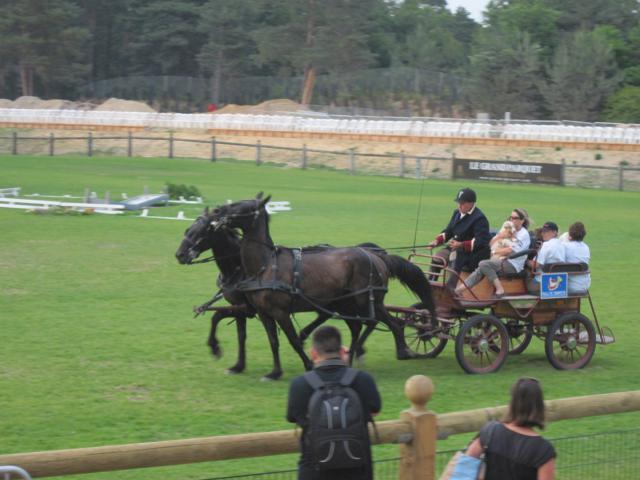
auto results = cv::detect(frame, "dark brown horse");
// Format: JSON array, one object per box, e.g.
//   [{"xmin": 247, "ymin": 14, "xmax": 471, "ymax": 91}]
[
  {"xmin": 207, "ymin": 193, "xmax": 437, "ymax": 373},
  {"xmin": 176, "ymin": 211, "xmax": 363, "ymax": 379}
]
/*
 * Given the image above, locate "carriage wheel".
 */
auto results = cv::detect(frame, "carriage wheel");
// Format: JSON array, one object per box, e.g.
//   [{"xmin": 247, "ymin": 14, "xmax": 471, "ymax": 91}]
[
  {"xmin": 505, "ymin": 319, "xmax": 533, "ymax": 355},
  {"xmin": 545, "ymin": 312, "xmax": 596, "ymax": 370},
  {"xmin": 455, "ymin": 314, "xmax": 509, "ymax": 374},
  {"xmin": 399, "ymin": 304, "xmax": 448, "ymax": 358}
]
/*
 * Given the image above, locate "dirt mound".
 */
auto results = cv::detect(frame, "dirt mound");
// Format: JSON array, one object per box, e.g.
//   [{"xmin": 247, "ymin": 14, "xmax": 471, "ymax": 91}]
[
  {"xmin": 216, "ymin": 103, "xmax": 252, "ymax": 114},
  {"xmin": 8, "ymin": 96, "xmax": 78, "ymax": 109},
  {"xmin": 39, "ymin": 99, "xmax": 77, "ymax": 109},
  {"xmin": 95, "ymin": 97, "xmax": 156, "ymax": 113},
  {"xmin": 0, "ymin": 99, "xmax": 13, "ymax": 108},
  {"xmin": 217, "ymin": 98, "xmax": 303, "ymax": 115},
  {"xmin": 12, "ymin": 96, "xmax": 44, "ymax": 108}
]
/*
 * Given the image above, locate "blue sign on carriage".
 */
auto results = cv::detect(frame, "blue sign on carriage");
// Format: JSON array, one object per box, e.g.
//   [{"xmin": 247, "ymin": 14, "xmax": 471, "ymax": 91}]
[{"xmin": 540, "ymin": 273, "xmax": 568, "ymax": 299}]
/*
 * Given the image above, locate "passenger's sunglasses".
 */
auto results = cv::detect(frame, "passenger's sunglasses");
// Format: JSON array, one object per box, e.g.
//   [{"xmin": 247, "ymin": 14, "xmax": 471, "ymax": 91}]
[{"xmin": 508, "ymin": 215, "xmax": 522, "ymax": 221}]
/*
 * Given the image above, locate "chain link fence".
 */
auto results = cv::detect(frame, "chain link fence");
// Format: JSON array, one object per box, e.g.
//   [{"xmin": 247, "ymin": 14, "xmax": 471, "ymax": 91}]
[{"xmin": 0, "ymin": 132, "xmax": 637, "ymax": 190}]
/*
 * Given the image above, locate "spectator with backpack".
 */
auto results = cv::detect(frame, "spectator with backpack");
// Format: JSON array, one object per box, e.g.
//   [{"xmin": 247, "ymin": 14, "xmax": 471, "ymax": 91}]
[{"xmin": 286, "ymin": 326, "xmax": 381, "ymax": 480}]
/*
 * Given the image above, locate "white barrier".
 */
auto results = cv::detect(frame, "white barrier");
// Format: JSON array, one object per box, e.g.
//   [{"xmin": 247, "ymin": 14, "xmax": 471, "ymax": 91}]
[
  {"xmin": 1, "ymin": 108, "xmax": 639, "ymax": 144},
  {"xmin": 0, "ymin": 197, "xmax": 124, "ymax": 214}
]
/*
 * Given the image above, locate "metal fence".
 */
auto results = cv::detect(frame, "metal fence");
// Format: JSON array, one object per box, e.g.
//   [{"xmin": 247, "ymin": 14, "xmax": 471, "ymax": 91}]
[
  {"xmin": 199, "ymin": 428, "xmax": 640, "ymax": 480},
  {"xmin": 0, "ymin": 132, "xmax": 638, "ymax": 191}
]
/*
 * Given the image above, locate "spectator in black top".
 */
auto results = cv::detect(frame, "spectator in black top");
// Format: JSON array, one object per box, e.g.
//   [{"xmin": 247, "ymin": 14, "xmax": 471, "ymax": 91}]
[
  {"xmin": 286, "ymin": 326, "xmax": 381, "ymax": 480},
  {"xmin": 466, "ymin": 378, "xmax": 556, "ymax": 480},
  {"xmin": 427, "ymin": 188, "xmax": 491, "ymax": 288}
]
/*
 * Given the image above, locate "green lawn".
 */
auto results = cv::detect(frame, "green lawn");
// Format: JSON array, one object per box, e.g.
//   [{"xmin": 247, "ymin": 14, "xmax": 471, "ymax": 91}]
[{"xmin": 1, "ymin": 154, "xmax": 639, "ymax": 480}]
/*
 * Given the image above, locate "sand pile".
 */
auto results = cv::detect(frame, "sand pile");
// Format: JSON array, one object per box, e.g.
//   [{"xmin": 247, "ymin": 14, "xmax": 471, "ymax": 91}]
[
  {"xmin": 217, "ymin": 98, "xmax": 303, "ymax": 114},
  {"xmin": 6, "ymin": 96, "xmax": 95, "ymax": 110},
  {"xmin": 95, "ymin": 98, "xmax": 156, "ymax": 113},
  {"xmin": 12, "ymin": 96, "xmax": 45, "ymax": 108}
]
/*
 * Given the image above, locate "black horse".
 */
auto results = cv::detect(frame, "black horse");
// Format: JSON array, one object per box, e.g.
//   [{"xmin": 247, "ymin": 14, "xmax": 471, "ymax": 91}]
[
  {"xmin": 207, "ymin": 193, "xmax": 437, "ymax": 373},
  {"xmin": 176, "ymin": 209, "xmax": 362, "ymax": 380}
]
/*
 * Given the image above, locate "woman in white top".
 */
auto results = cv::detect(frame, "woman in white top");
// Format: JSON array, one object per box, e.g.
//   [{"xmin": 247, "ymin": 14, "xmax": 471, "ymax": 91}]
[
  {"xmin": 456, "ymin": 208, "xmax": 531, "ymax": 297},
  {"xmin": 564, "ymin": 222, "xmax": 591, "ymax": 293}
]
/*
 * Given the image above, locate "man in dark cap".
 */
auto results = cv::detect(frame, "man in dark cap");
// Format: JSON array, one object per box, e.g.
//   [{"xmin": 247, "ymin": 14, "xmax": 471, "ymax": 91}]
[
  {"xmin": 427, "ymin": 188, "xmax": 491, "ymax": 289},
  {"xmin": 527, "ymin": 221, "xmax": 566, "ymax": 293}
]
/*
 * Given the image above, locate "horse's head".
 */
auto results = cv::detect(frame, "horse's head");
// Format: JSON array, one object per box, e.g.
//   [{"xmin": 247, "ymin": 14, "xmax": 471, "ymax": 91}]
[
  {"xmin": 208, "ymin": 193, "xmax": 271, "ymax": 232},
  {"xmin": 175, "ymin": 210, "xmax": 216, "ymax": 264}
]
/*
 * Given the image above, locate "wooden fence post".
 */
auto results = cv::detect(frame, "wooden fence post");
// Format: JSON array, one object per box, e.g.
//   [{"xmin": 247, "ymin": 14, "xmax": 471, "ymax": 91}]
[
  {"xmin": 169, "ymin": 132, "xmax": 174, "ymax": 159},
  {"xmin": 349, "ymin": 148, "xmax": 356, "ymax": 174},
  {"xmin": 127, "ymin": 132, "xmax": 133, "ymax": 157},
  {"xmin": 87, "ymin": 132, "xmax": 93, "ymax": 157},
  {"xmin": 49, "ymin": 133, "xmax": 55, "ymax": 156},
  {"xmin": 301, "ymin": 144, "xmax": 307, "ymax": 169},
  {"xmin": 561, "ymin": 158, "xmax": 566, "ymax": 186},
  {"xmin": 211, "ymin": 137, "xmax": 217, "ymax": 162},
  {"xmin": 416, "ymin": 157, "xmax": 422, "ymax": 179},
  {"xmin": 400, "ymin": 151, "xmax": 405, "ymax": 178},
  {"xmin": 618, "ymin": 164, "xmax": 624, "ymax": 191},
  {"xmin": 398, "ymin": 375, "xmax": 436, "ymax": 480},
  {"xmin": 256, "ymin": 140, "xmax": 262, "ymax": 165},
  {"xmin": 12, "ymin": 131, "xmax": 17, "ymax": 155}
]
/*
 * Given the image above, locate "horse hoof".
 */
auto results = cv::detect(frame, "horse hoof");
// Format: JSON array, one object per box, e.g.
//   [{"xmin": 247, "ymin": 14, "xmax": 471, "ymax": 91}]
[
  {"xmin": 396, "ymin": 350, "xmax": 416, "ymax": 360},
  {"xmin": 211, "ymin": 347, "xmax": 223, "ymax": 359},
  {"xmin": 225, "ymin": 367, "xmax": 243, "ymax": 375},
  {"xmin": 261, "ymin": 372, "xmax": 282, "ymax": 381}
]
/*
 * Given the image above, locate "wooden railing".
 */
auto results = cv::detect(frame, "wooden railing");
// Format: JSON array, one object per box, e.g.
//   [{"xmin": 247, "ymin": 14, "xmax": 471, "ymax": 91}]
[{"xmin": 1, "ymin": 376, "xmax": 639, "ymax": 480}]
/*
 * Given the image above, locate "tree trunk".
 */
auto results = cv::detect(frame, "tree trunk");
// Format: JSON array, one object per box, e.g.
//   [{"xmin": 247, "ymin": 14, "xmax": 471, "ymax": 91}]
[
  {"xmin": 211, "ymin": 51, "xmax": 223, "ymax": 104},
  {"xmin": 19, "ymin": 64, "xmax": 34, "ymax": 96},
  {"xmin": 301, "ymin": 67, "xmax": 316, "ymax": 106},
  {"xmin": 300, "ymin": 0, "xmax": 316, "ymax": 106}
]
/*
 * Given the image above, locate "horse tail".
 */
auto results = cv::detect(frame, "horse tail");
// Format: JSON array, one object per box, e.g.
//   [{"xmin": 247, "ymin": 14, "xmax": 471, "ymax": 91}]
[{"xmin": 375, "ymin": 253, "xmax": 437, "ymax": 321}]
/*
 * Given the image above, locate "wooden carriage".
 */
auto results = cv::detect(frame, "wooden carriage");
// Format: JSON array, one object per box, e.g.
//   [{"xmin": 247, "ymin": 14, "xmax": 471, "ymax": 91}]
[{"xmin": 386, "ymin": 250, "xmax": 615, "ymax": 374}]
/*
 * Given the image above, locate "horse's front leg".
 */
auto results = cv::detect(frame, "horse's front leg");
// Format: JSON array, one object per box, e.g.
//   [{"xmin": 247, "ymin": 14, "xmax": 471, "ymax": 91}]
[
  {"xmin": 226, "ymin": 315, "xmax": 247, "ymax": 374},
  {"xmin": 208, "ymin": 310, "xmax": 228, "ymax": 359},
  {"xmin": 260, "ymin": 316, "xmax": 282, "ymax": 381}
]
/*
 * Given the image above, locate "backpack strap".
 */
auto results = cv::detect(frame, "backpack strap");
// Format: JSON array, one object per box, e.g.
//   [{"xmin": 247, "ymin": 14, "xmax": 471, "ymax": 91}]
[
  {"xmin": 303, "ymin": 370, "xmax": 325, "ymax": 391},
  {"xmin": 339, "ymin": 368, "xmax": 359, "ymax": 387}
]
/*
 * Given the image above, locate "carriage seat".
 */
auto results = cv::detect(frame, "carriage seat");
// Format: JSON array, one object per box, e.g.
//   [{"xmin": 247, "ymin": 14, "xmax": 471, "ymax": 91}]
[
  {"xmin": 542, "ymin": 262, "xmax": 589, "ymax": 273},
  {"xmin": 496, "ymin": 248, "xmax": 537, "ymax": 279}
]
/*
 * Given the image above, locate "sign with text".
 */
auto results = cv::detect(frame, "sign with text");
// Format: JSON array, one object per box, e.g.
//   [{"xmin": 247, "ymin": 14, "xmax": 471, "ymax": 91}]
[
  {"xmin": 453, "ymin": 159, "xmax": 563, "ymax": 185},
  {"xmin": 540, "ymin": 273, "xmax": 569, "ymax": 299}
]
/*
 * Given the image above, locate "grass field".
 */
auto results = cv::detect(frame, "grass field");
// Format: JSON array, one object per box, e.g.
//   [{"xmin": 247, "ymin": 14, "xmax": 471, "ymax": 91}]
[{"xmin": 1, "ymin": 154, "xmax": 639, "ymax": 480}]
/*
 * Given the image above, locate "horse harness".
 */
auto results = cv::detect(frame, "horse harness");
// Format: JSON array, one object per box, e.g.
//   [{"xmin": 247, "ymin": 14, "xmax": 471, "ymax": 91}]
[{"xmin": 232, "ymin": 246, "xmax": 387, "ymax": 323}]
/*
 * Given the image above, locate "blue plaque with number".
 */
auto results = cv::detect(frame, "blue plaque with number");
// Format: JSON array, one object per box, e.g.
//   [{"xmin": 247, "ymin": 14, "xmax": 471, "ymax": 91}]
[{"xmin": 540, "ymin": 273, "xmax": 568, "ymax": 299}]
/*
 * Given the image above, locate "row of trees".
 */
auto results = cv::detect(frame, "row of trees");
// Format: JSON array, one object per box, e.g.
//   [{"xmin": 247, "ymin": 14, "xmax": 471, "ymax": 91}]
[{"xmin": 1, "ymin": 0, "xmax": 639, "ymax": 122}]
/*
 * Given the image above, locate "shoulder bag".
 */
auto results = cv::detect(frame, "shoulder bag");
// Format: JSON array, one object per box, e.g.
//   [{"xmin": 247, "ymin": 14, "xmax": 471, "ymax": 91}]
[{"xmin": 438, "ymin": 421, "xmax": 498, "ymax": 480}]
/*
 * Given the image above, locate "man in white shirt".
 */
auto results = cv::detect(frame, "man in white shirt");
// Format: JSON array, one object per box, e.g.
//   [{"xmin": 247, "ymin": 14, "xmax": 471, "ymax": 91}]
[{"xmin": 527, "ymin": 221, "xmax": 566, "ymax": 293}]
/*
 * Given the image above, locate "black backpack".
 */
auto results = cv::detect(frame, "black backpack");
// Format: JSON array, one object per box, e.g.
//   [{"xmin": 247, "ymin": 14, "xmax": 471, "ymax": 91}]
[{"xmin": 303, "ymin": 364, "xmax": 370, "ymax": 471}]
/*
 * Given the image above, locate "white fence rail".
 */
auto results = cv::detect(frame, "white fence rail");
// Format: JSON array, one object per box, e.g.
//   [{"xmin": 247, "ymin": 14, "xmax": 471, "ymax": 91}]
[{"xmin": 1, "ymin": 109, "xmax": 640, "ymax": 144}]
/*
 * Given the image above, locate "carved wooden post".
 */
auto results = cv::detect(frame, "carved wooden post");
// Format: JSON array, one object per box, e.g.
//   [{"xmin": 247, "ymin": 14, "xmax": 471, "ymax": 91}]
[{"xmin": 398, "ymin": 375, "xmax": 436, "ymax": 480}]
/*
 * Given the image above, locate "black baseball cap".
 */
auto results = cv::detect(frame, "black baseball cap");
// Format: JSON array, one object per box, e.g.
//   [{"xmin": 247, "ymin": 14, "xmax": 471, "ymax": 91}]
[
  {"xmin": 541, "ymin": 221, "xmax": 559, "ymax": 232},
  {"xmin": 454, "ymin": 188, "xmax": 476, "ymax": 203}
]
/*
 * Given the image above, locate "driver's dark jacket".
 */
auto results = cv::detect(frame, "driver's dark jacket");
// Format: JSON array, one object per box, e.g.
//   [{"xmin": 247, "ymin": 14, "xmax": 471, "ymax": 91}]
[{"xmin": 439, "ymin": 207, "xmax": 491, "ymax": 271}]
